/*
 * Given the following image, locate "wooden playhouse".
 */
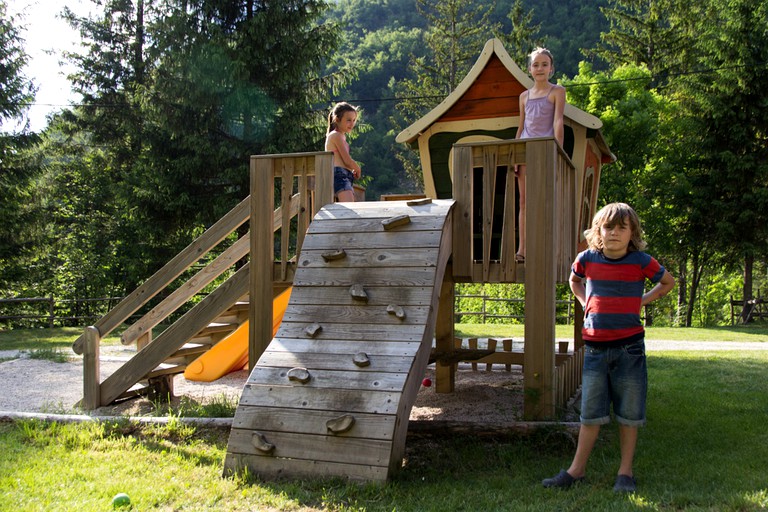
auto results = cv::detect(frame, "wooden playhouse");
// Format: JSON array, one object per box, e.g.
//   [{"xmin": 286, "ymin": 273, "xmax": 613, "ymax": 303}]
[{"xmin": 74, "ymin": 38, "xmax": 614, "ymax": 483}]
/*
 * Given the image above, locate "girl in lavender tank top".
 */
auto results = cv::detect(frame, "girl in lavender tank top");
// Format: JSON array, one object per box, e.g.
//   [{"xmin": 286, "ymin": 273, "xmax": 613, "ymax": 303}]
[{"xmin": 513, "ymin": 47, "xmax": 566, "ymax": 262}]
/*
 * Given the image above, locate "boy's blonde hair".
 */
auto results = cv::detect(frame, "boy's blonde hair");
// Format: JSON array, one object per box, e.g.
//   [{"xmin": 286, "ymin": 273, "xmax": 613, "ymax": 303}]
[{"xmin": 584, "ymin": 202, "xmax": 647, "ymax": 252}]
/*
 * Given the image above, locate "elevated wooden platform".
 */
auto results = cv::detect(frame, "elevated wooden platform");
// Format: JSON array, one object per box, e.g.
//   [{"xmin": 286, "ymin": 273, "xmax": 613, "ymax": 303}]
[{"xmin": 223, "ymin": 199, "xmax": 454, "ymax": 482}]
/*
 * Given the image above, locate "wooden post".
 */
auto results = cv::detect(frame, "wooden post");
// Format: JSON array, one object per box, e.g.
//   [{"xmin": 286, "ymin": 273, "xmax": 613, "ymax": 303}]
[
  {"xmin": 451, "ymin": 145, "xmax": 473, "ymax": 279},
  {"xmin": 249, "ymin": 156, "xmax": 275, "ymax": 371},
  {"xmin": 523, "ymin": 139, "xmax": 558, "ymax": 420},
  {"xmin": 82, "ymin": 325, "xmax": 101, "ymax": 410},
  {"xmin": 435, "ymin": 274, "xmax": 455, "ymax": 393}
]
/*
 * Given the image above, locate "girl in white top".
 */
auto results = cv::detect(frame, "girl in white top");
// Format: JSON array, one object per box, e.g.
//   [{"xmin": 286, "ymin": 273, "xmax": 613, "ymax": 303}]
[{"xmin": 514, "ymin": 48, "xmax": 566, "ymax": 262}]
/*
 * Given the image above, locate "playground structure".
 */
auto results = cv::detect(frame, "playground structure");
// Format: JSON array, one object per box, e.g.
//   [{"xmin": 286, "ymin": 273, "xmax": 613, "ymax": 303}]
[{"xmin": 72, "ymin": 39, "xmax": 614, "ymax": 482}]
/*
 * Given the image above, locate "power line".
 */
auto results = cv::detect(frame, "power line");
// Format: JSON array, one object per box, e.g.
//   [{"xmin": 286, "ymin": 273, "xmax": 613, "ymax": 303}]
[{"xmin": 3, "ymin": 61, "xmax": 766, "ymax": 111}]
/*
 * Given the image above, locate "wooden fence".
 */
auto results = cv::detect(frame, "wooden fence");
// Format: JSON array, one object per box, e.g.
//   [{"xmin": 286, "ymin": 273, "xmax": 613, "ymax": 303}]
[{"xmin": 0, "ymin": 297, "xmax": 126, "ymax": 328}]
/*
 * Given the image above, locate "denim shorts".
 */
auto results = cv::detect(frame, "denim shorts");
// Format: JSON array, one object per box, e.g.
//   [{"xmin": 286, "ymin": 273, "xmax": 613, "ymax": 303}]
[
  {"xmin": 580, "ymin": 338, "xmax": 647, "ymax": 427},
  {"xmin": 333, "ymin": 167, "xmax": 355, "ymax": 194}
]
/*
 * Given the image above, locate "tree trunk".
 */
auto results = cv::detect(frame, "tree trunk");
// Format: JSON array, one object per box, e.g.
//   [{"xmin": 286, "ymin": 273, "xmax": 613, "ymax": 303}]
[
  {"xmin": 676, "ymin": 254, "xmax": 688, "ymax": 327},
  {"xmin": 740, "ymin": 254, "xmax": 754, "ymax": 323}
]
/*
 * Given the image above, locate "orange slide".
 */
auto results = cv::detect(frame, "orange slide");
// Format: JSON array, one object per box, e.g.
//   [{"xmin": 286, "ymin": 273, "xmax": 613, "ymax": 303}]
[{"xmin": 183, "ymin": 287, "xmax": 292, "ymax": 382}]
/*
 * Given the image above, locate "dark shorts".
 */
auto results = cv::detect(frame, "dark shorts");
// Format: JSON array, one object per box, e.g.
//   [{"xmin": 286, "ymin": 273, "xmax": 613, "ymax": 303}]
[
  {"xmin": 333, "ymin": 167, "xmax": 355, "ymax": 194},
  {"xmin": 580, "ymin": 338, "xmax": 648, "ymax": 427}
]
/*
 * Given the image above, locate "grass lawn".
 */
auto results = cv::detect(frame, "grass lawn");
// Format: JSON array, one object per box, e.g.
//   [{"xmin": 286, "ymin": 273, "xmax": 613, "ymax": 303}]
[{"xmin": 0, "ymin": 326, "xmax": 767, "ymax": 510}]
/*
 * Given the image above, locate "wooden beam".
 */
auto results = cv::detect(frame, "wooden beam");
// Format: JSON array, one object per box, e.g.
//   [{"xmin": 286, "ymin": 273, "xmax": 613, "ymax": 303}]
[{"xmin": 523, "ymin": 139, "xmax": 558, "ymax": 420}]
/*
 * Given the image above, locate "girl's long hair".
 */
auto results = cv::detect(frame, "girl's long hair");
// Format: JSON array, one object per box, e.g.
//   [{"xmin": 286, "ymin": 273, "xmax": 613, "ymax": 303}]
[{"xmin": 327, "ymin": 102, "xmax": 358, "ymax": 134}]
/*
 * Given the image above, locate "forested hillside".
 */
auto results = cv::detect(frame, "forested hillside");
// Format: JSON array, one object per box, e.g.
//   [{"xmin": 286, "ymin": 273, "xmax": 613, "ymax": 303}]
[
  {"xmin": 322, "ymin": 0, "xmax": 609, "ymax": 199},
  {"xmin": 2, "ymin": 0, "xmax": 766, "ymax": 328}
]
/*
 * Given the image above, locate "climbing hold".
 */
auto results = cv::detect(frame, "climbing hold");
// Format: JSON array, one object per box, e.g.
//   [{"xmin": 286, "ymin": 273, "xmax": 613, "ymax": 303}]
[
  {"xmin": 326, "ymin": 414, "xmax": 356, "ymax": 434},
  {"xmin": 304, "ymin": 322, "xmax": 322, "ymax": 337},
  {"xmin": 386, "ymin": 304, "xmax": 406, "ymax": 320},
  {"xmin": 381, "ymin": 214, "xmax": 411, "ymax": 230},
  {"xmin": 287, "ymin": 367, "xmax": 311, "ymax": 384},
  {"xmin": 407, "ymin": 197, "xmax": 432, "ymax": 206},
  {"xmin": 251, "ymin": 432, "xmax": 275, "ymax": 454},
  {"xmin": 321, "ymin": 249, "xmax": 347, "ymax": 262},
  {"xmin": 353, "ymin": 352, "xmax": 371, "ymax": 367},
  {"xmin": 349, "ymin": 284, "xmax": 368, "ymax": 302}
]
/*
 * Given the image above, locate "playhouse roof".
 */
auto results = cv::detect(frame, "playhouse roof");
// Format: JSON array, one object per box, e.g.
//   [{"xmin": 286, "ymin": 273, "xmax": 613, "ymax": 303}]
[{"xmin": 395, "ymin": 38, "xmax": 604, "ymax": 145}]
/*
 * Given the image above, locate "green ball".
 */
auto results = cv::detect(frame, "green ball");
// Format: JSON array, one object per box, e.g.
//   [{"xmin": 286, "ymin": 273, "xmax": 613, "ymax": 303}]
[{"xmin": 112, "ymin": 492, "xmax": 131, "ymax": 508}]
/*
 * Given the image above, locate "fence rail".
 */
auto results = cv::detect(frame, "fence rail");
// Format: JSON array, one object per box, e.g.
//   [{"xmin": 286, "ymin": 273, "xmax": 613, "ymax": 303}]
[
  {"xmin": 455, "ymin": 294, "xmax": 574, "ymax": 324},
  {"xmin": 0, "ymin": 296, "xmax": 126, "ymax": 328}
]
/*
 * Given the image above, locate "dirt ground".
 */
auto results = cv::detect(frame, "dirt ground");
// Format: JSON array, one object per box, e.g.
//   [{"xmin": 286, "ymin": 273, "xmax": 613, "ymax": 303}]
[{"xmin": 1, "ymin": 340, "xmax": 764, "ymax": 422}]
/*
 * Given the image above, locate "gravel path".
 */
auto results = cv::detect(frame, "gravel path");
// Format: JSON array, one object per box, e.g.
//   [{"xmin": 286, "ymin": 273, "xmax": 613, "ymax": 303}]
[{"xmin": 0, "ymin": 339, "xmax": 765, "ymax": 417}]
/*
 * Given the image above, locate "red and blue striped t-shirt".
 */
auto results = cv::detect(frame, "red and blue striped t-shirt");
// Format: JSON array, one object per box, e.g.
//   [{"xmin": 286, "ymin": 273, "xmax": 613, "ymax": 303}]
[{"xmin": 572, "ymin": 249, "xmax": 666, "ymax": 343}]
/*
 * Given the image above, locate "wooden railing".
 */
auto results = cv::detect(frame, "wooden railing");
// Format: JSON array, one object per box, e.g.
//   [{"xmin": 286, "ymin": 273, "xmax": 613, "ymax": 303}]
[
  {"xmin": 451, "ymin": 137, "xmax": 577, "ymax": 419},
  {"xmin": 451, "ymin": 137, "xmax": 576, "ymax": 284},
  {"xmin": 76, "ymin": 151, "xmax": 334, "ymax": 409},
  {"xmin": 248, "ymin": 151, "xmax": 334, "ymax": 369}
]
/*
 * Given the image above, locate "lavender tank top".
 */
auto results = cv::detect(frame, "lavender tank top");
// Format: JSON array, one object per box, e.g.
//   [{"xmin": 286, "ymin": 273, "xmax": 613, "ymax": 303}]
[{"xmin": 519, "ymin": 88, "xmax": 555, "ymax": 139}]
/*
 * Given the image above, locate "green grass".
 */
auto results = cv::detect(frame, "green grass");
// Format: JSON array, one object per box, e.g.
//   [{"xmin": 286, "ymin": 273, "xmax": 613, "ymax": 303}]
[
  {"xmin": 456, "ymin": 322, "xmax": 768, "ymax": 343},
  {"xmin": 0, "ymin": 327, "xmax": 123, "ymax": 352},
  {"xmin": 1, "ymin": 328, "xmax": 768, "ymax": 510},
  {"xmin": 1, "ymin": 324, "xmax": 766, "ymax": 354}
]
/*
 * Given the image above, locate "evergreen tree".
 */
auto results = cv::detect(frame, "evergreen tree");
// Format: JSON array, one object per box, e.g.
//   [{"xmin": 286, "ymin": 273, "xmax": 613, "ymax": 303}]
[
  {"xmin": 394, "ymin": 0, "xmax": 500, "ymax": 184},
  {"xmin": 497, "ymin": 0, "xmax": 543, "ymax": 69},
  {"xmin": 672, "ymin": 0, "xmax": 768, "ymax": 321},
  {"xmin": 0, "ymin": 1, "xmax": 42, "ymax": 293},
  {"xmin": 589, "ymin": 0, "xmax": 699, "ymax": 84}
]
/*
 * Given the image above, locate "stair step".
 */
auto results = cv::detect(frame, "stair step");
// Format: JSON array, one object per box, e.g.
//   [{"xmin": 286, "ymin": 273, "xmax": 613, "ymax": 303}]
[
  {"xmin": 170, "ymin": 343, "xmax": 209, "ymax": 359},
  {"xmin": 145, "ymin": 363, "xmax": 187, "ymax": 379},
  {"xmin": 198, "ymin": 322, "xmax": 237, "ymax": 336}
]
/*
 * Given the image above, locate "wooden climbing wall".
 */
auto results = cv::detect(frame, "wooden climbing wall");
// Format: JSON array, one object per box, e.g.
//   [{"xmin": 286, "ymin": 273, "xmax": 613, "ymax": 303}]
[{"xmin": 223, "ymin": 199, "xmax": 455, "ymax": 482}]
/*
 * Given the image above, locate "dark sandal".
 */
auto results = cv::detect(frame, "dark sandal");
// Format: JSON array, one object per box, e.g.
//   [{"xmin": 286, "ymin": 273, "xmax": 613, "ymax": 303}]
[
  {"xmin": 613, "ymin": 474, "xmax": 637, "ymax": 493},
  {"xmin": 542, "ymin": 469, "xmax": 583, "ymax": 489},
  {"xmin": 515, "ymin": 254, "xmax": 525, "ymax": 263}
]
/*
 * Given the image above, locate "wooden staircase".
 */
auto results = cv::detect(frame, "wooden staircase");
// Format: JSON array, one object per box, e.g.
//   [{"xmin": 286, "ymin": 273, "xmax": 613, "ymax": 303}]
[{"xmin": 75, "ymin": 152, "xmax": 333, "ymax": 409}]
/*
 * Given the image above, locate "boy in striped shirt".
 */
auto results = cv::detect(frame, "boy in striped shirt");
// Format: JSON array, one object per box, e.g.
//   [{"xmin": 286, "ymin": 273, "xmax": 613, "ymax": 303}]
[{"xmin": 543, "ymin": 203, "xmax": 675, "ymax": 493}]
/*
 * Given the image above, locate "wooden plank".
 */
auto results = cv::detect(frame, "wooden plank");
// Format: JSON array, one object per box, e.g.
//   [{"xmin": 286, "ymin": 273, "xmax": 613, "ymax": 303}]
[
  {"xmin": 299, "ymin": 230, "xmax": 444, "ymax": 251},
  {"xmin": 82, "ymin": 326, "xmax": 100, "ymax": 410},
  {"xmin": 297, "ymin": 248, "xmax": 439, "ymax": 268},
  {"xmin": 238, "ymin": 384, "xmax": 400, "ymax": 415},
  {"xmin": 296, "ymin": 164, "xmax": 309, "ymax": 253},
  {"xmin": 223, "ymin": 452, "xmax": 389, "ymax": 482},
  {"xmin": 291, "ymin": 267, "xmax": 438, "ymax": 287},
  {"xmin": 246, "ymin": 367, "xmax": 407, "ymax": 392},
  {"xmin": 523, "ymin": 139, "xmax": 558, "ymax": 420},
  {"xmin": 481, "ymin": 144, "xmax": 498, "ymax": 282},
  {"xmin": 281, "ymin": 304, "xmax": 431, "ymax": 325},
  {"xmin": 226, "ymin": 429, "xmax": 391, "ymax": 466},
  {"xmin": 307, "ymin": 216, "xmax": 446, "ymax": 234},
  {"xmin": 267, "ymin": 338, "xmax": 420, "ymax": 357},
  {"xmin": 452, "ymin": 145, "xmax": 473, "ymax": 278},
  {"xmin": 313, "ymin": 201, "xmax": 453, "ymax": 220},
  {"xmin": 435, "ymin": 276, "xmax": 456, "ymax": 393},
  {"xmin": 287, "ymin": 286, "xmax": 434, "ymax": 306},
  {"xmin": 231, "ymin": 406, "xmax": 396, "ymax": 439},
  {"xmin": 279, "ymin": 157, "xmax": 294, "ymax": 281},
  {"xmin": 275, "ymin": 321, "xmax": 426, "ymax": 341},
  {"xmin": 256, "ymin": 351, "xmax": 413, "ymax": 373},
  {"xmin": 251, "ymin": 156, "xmax": 274, "ymax": 370},
  {"xmin": 314, "ymin": 152, "xmax": 334, "ymax": 213},
  {"xmin": 500, "ymin": 164, "xmax": 517, "ymax": 281}
]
